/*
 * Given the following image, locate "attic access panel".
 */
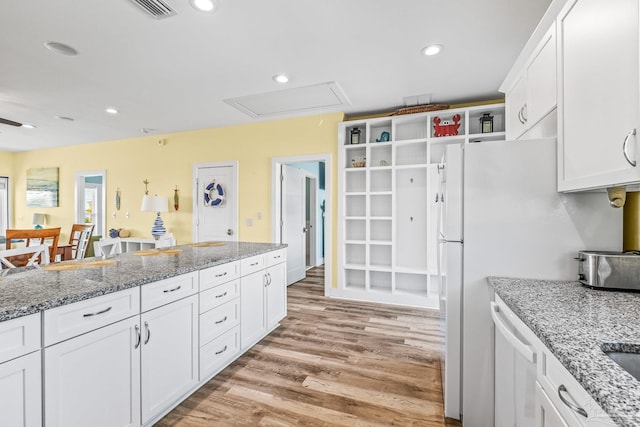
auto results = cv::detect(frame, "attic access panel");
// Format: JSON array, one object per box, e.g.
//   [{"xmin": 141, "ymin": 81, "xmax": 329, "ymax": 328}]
[{"xmin": 224, "ymin": 82, "xmax": 350, "ymax": 118}]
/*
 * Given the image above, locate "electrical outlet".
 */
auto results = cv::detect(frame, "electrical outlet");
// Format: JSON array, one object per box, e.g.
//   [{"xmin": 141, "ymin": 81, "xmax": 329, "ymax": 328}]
[{"xmin": 257, "ymin": 212, "xmax": 262, "ymax": 220}]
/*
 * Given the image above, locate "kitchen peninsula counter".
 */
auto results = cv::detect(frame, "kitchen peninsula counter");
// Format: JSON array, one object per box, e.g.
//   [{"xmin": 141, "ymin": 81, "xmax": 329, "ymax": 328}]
[
  {"xmin": 490, "ymin": 277, "xmax": 640, "ymax": 426},
  {"xmin": 0, "ymin": 241, "xmax": 286, "ymax": 322}
]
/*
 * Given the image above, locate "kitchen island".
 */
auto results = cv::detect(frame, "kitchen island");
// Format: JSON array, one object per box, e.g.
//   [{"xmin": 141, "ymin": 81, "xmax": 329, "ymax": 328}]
[
  {"xmin": 0, "ymin": 241, "xmax": 287, "ymax": 427},
  {"xmin": 491, "ymin": 277, "xmax": 640, "ymax": 427}
]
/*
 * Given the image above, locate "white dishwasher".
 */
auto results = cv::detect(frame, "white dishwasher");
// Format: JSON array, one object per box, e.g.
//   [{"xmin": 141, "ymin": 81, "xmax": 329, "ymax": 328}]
[{"xmin": 491, "ymin": 295, "xmax": 538, "ymax": 427}]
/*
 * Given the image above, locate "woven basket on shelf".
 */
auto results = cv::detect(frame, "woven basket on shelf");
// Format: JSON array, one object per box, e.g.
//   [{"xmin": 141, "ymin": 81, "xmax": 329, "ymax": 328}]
[{"xmin": 393, "ymin": 104, "xmax": 449, "ymax": 115}]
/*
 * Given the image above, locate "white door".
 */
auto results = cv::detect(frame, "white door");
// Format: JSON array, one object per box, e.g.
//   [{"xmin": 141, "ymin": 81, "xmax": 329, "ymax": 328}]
[
  {"xmin": 44, "ymin": 316, "xmax": 141, "ymax": 427},
  {"xmin": 0, "ymin": 351, "xmax": 41, "ymax": 427},
  {"xmin": 141, "ymin": 295, "xmax": 199, "ymax": 424},
  {"xmin": 282, "ymin": 165, "xmax": 306, "ymax": 285},
  {"xmin": 194, "ymin": 163, "xmax": 238, "ymax": 243}
]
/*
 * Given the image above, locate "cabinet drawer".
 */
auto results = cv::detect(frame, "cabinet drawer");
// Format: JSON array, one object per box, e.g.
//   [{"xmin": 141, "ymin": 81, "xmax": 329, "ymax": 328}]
[
  {"xmin": 0, "ymin": 313, "xmax": 41, "ymax": 364},
  {"xmin": 44, "ymin": 288, "xmax": 139, "ymax": 346},
  {"xmin": 266, "ymin": 249, "xmax": 286, "ymax": 267},
  {"xmin": 141, "ymin": 272, "xmax": 198, "ymax": 312},
  {"xmin": 240, "ymin": 254, "xmax": 265, "ymax": 276},
  {"xmin": 199, "ymin": 325, "xmax": 239, "ymax": 381},
  {"xmin": 539, "ymin": 348, "xmax": 615, "ymax": 426},
  {"xmin": 199, "ymin": 261, "xmax": 239, "ymax": 292},
  {"xmin": 200, "ymin": 280, "xmax": 239, "ymax": 314},
  {"xmin": 199, "ymin": 299, "xmax": 239, "ymax": 346}
]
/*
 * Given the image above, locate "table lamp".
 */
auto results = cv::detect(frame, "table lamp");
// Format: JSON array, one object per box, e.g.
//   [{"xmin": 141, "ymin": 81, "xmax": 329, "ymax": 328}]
[
  {"xmin": 141, "ymin": 195, "xmax": 168, "ymax": 239},
  {"xmin": 32, "ymin": 213, "xmax": 46, "ymax": 229}
]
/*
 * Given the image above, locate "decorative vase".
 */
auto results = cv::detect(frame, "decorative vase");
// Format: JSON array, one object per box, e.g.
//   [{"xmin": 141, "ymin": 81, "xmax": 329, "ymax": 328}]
[{"xmin": 151, "ymin": 213, "xmax": 166, "ymax": 239}]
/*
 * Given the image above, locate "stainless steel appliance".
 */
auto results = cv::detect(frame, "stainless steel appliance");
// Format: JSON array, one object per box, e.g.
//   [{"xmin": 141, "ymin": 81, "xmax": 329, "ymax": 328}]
[{"xmin": 577, "ymin": 251, "xmax": 640, "ymax": 291}]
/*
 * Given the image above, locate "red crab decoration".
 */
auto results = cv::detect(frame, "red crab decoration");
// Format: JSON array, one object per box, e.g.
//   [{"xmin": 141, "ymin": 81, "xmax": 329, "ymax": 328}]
[{"xmin": 433, "ymin": 114, "xmax": 461, "ymax": 137}]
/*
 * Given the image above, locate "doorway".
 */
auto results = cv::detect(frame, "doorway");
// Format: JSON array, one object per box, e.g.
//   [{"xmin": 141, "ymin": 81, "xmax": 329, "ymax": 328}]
[
  {"xmin": 0, "ymin": 177, "xmax": 8, "ymax": 236},
  {"xmin": 272, "ymin": 154, "xmax": 331, "ymax": 296},
  {"xmin": 75, "ymin": 171, "xmax": 106, "ymax": 239},
  {"xmin": 193, "ymin": 161, "xmax": 238, "ymax": 243}
]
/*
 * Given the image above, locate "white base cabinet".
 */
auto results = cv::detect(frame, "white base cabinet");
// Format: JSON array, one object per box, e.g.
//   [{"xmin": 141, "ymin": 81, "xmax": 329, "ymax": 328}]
[
  {"xmin": 140, "ymin": 294, "xmax": 198, "ymax": 425},
  {"xmin": 0, "ymin": 351, "xmax": 41, "ymax": 427},
  {"xmin": 241, "ymin": 250, "xmax": 287, "ymax": 351},
  {"xmin": 44, "ymin": 316, "xmax": 141, "ymax": 427}
]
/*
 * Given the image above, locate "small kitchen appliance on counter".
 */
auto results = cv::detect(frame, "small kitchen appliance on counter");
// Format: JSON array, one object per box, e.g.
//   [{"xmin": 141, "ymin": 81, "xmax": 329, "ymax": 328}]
[{"xmin": 576, "ymin": 250, "xmax": 640, "ymax": 291}]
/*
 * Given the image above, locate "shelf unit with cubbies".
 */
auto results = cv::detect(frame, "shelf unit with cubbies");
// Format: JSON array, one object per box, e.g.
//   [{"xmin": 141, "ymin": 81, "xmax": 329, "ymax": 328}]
[{"xmin": 336, "ymin": 103, "xmax": 505, "ymax": 308}]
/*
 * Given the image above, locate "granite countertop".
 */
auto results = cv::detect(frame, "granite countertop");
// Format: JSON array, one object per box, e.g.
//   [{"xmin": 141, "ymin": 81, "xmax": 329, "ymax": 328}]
[
  {"xmin": 490, "ymin": 277, "xmax": 640, "ymax": 426},
  {"xmin": 0, "ymin": 241, "xmax": 286, "ymax": 322}
]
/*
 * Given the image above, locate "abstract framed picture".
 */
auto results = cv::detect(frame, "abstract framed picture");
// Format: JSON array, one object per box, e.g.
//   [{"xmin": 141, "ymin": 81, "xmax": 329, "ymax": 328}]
[{"xmin": 26, "ymin": 167, "xmax": 59, "ymax": 207}]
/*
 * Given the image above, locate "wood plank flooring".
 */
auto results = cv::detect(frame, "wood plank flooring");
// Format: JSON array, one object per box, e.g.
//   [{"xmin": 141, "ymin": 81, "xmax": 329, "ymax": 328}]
[{"xmin": 156, "ymin": 266, "xmax": 461, "ymax": 427}]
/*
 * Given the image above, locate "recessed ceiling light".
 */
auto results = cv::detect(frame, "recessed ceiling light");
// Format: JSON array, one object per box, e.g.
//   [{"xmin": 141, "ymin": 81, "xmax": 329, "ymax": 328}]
[
  {"xmin": 273, "ymin": 74, "xmax": 289, "ymax": 84},
  {"xmin": 56, "ymin": 116, "xmax": 75, "ymax": 122},
  {"xmin": 21, "ymin": 124, "xmax": 36, "ymax": 129},
  {"xmin": 141, "ymin": 128, "xmax": 156, "ymax": 134},
  {"xmin": 105, "ymin": 108, "xmax": 119, "ymax": 115},
  {"xmin": 44, "ymin": 41, "xmax": 78, "ymax": 56},
  {"xmin": 421, "ymin": 44, "xmax": 443, "ymax": 56},
  {"xmin": 189, "ymin": 0, "xmax": 218, "ymax": 13}
]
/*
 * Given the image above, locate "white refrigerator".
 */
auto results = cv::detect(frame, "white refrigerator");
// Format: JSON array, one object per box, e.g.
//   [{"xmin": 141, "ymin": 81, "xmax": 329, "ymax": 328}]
[{"xmin": 437, "ymin": 138, "xmax": 622, "ymax": 425}]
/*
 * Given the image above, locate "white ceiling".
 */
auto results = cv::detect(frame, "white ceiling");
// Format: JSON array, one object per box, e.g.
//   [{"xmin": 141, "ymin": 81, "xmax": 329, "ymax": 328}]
[{"xmin": 0, "ymin": 0, "xmax": 552, "ymax": 152}]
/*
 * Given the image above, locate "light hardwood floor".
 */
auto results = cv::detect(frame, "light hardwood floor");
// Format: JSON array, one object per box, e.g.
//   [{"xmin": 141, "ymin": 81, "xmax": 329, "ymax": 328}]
[{"xmin": 156, "ymin": 266, "xmax": 461, "ymax": 426}]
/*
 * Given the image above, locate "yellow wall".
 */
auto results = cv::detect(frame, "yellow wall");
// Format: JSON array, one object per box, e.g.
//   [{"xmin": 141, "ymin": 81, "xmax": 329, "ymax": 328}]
[
  {"xmin": 0, "ymin": 150, "xmax": 13, "ymax": 177},
  {"xmin": 10, "ymin": 112, "xmax": 343, "ymax": 286}
]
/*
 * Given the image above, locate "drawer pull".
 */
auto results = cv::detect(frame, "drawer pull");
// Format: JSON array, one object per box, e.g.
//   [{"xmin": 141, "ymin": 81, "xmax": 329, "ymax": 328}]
[
  {"xmin": 214, "ymin": 316, "xmax": 228, "ymax": 325},
  {"xmin": 215, "ymin": 291, "xmax": 228, "ymax": 299},
  {"xmin": 215, "ymin": 345, "xmax": 228, "ymax": 355},
  {"xmin": 215, "ymin": 272, "xmax": 228, "ymax": 278},
  {"xmin": 144, "ymin": 321, "xmax": 151, "ymax": 345},
  {"xmin": 558, "ymin": 385, "xmax": 587, "ymax": 418},
  {"xmin": 82, "ymin": 306, "xmax": 112, "ymax": 318},
  {"xmin": 250, "ymin": 262, "xmax": 259, "ymax": 267},
  {"xmin": 134, "ymin": 324, "xmax": 141, "ymax": 349},
  {"xmin": 623, "ymin": 128, "xmax": 637, "ymax": 167},
  {"xmin": 273, "ymin": 255, "xmax": 281, "ymax": 259},
  {"xmin": 163, "ymin": 285, "xmax": 182, "ymax": 293}
]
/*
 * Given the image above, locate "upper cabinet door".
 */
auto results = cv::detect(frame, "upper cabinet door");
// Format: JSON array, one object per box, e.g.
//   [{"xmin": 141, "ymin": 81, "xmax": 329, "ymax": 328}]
[
  {"xmin": 558, "ymin": 0, "xmax": 640, "ymax": 191},
  {"xmin": 506, "ymin": 75, "xmax": 528, "ymax": 140},
  {"xmin": 527, "ymin": 27, "xmax": 557, "ymax": 129}
]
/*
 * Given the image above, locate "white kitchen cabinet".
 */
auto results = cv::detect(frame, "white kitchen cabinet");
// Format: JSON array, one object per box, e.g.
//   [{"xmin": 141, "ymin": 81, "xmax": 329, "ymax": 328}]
[
  {"xmin": 557, "ymin": 0, "xmax": 640, "ymax": 191},
  {"xmin": 240, "ymin": 253, "xmax": 287, "ymax": 350},
  {"xmin": 535, "ymin": 382, "xmax": 569, "ymax": 427},
  {"xmin": 266, "ymin": 261, "xmax": 286, "ymax": 330},
  {"xmin": 338, "ymin": 105, "xmax": 505, "ymax": 308},
  {"xmin": 44, "ymin": 315, "xmax": 141, "ymax": 427},
  {"xmin": 240, "ymin": 269, "xmax": 266, "ymax": 350},
  {"xmin": 503, "ymin": 25, "xmax": 557, "ymax": 140},
  {"xmin": 0, "ymin": 351, "xmax": 41, "ymax": 427},
  {"xmin": 141, "ymin": 293, "xmax": 198, "ymax": 425}
]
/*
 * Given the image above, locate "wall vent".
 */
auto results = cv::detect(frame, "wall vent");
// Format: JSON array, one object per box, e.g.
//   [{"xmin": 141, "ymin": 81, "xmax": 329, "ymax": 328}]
[{"xmin": 128, "ymin": 0, "xmax": 177, "ymax": 19}]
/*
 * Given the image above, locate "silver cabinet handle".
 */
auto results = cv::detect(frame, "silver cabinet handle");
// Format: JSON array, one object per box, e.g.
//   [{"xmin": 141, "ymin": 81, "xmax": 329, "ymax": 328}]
[
  {"xmin": 227, "ymin": 229, "xmax": 233, "ymax": 236},
  {"xmin": 215, "ymin": 291, "xmax": 228, "ymax": 299},
  {"xmin": 435, "ymin": 193, "xmax": 439, "ymax": 203},
  {"xmin": 214, "ymin": 272, "xmax": 228, "ymax": 278},
  {"xmin": 521, "ymin": 103, "xmax": 527, "ymax": 122},
  {"xmin": 250, "ymin": 262, "xmax": 259, "ymax": 267},
  {"xmin": 557, "ymin": 385, "xmax": 587, "ymax": 418},
  {"xmin": 134, "ymin": 324, "xmax": 141, "ymax": 349},
  {"xmin": 264, "ymin": 273, "xmax": 268, "ymax": 288},
  {"xmin": 163, "ymin": 285, "xmax": 182, "ymax": 293},
  {"xmin": 623, "ymin": 128, "xmax": 637, "ymax": 167},
  {"xmin": 273, "ymin": 255, "xmax": 281, "ymax": 259},
  {"xmin": 144, "ymin": 321, "xmax": 151, "ymax": 345},
  {"xmin": 214, "ymin": 316, "xmax": 228, "ymax": 325},
  {"xmin": 215, "ymin": 345, "xmax": 228, "ymax": 355},
  {"xmin": 517, "ymin": 107, "xmax": 525, "ymax": 124},
  {"xmin": 83, "ymin": 306, "xmax": 112, "ymax": 318},
  {"xmin": 268, "ymin": 273, "xmax": 272, "ymax": 286}
]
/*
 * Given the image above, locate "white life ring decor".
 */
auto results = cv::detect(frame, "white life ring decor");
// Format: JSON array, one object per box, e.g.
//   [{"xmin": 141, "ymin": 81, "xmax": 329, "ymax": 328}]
[{"xmin": 204, "ymin": 180, "xmax": 225, "ymax": 207}]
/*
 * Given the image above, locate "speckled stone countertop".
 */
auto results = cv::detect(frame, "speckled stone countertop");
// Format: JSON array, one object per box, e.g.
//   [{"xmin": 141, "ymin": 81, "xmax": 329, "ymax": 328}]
[
  {"xmin": 0, "ymin": 241, "xmax": 286, "ymax": 322},
  {"xmin": 490, "ymin": 277, "xmax": 640, "ymax": 426}
]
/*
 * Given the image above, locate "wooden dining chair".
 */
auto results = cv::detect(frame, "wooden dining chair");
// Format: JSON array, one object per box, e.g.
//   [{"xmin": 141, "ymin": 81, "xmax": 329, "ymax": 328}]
[
  {"xmin": 5, "ymin": 227, "xmax": 61, "ymax": 265},
  {"xmin": 68, "ymin": 224, "xmax": 95, "ymax": 260},
  {"xmin": 0, "ymin": 245, "xmax": 50, "ymax": 269}
]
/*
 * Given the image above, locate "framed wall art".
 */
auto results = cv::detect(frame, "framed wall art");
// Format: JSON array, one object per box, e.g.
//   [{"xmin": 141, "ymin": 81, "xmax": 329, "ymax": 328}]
[{"xmin": 26, "ymin": 167, "xmax": 59, "ymax": 207}]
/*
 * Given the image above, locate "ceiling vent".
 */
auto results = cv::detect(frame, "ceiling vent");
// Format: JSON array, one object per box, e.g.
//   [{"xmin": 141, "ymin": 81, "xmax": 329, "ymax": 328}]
[
  {"xmin": 224, "ymin": 82, "xmax": 351, "ymax": 118},
  {"xmin": 128, "ymin": 0, "xmax": 177, "ymax": 19}
]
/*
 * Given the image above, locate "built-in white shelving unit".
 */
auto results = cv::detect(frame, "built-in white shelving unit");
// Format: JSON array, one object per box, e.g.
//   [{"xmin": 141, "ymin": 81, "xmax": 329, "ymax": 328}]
[{"xmin": 337, "ymin": 103, "xmax": 505, "ymax": 308}]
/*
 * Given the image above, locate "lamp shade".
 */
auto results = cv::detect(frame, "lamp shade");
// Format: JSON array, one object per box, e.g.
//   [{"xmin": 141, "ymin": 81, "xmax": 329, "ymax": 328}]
[
  {"xmin": 141, "ymin": 195, "xmax": 168, "ymax": 213},
  {"xmin": 32, "ymin": 213, "xmax": 46, "ymax": 225}
]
